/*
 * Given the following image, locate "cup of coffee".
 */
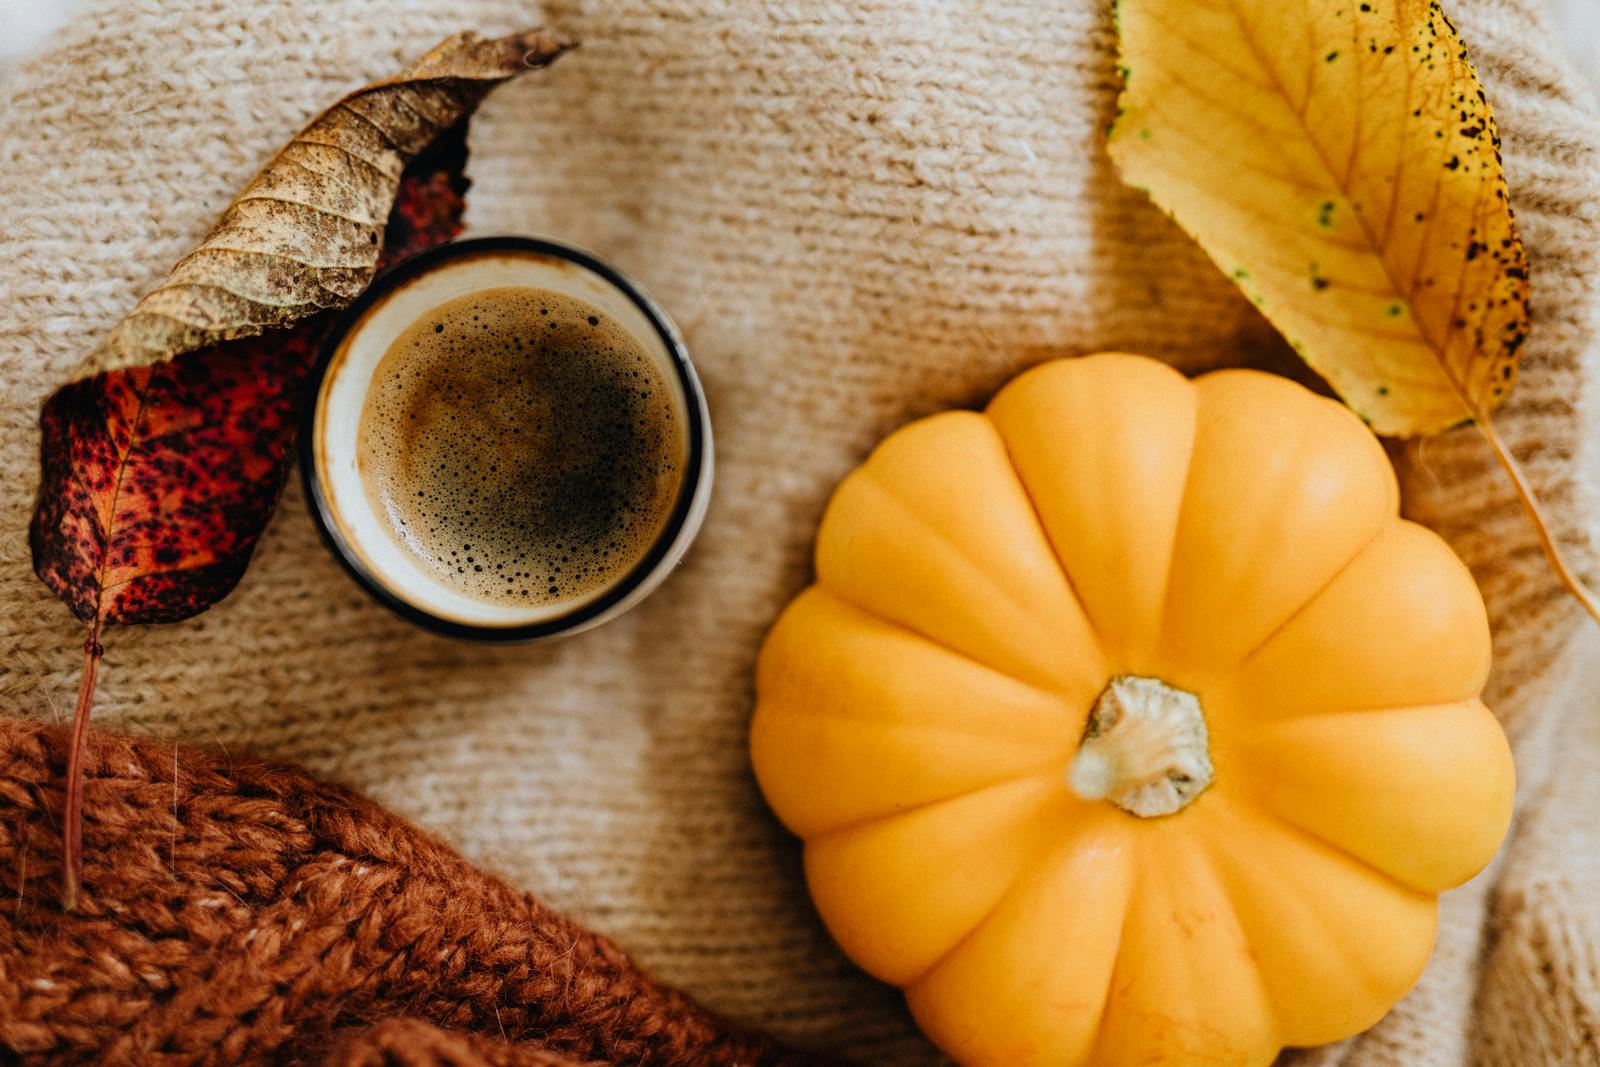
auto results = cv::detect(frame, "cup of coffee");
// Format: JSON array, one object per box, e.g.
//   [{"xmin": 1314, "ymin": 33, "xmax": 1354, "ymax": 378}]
[{"xmin": 301, "ymin": 236, "xmax": 712, "ymax": 640}]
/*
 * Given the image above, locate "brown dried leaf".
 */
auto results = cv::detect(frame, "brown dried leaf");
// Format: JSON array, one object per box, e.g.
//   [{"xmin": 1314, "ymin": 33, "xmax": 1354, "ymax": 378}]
[{"xmin": 80, "ymin": 29, "xmax": 570, "ymax": 377}]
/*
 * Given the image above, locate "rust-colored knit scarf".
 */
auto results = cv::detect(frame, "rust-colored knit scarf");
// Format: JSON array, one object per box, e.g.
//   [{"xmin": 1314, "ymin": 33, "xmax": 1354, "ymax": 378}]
[{"xmin": 0, "ymin": 719, "xmax": 831, "ymax": 1067}]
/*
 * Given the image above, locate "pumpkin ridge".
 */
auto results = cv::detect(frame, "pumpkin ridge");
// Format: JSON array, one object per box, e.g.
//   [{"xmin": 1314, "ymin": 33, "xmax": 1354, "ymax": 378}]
[
  {"xmin": 820, "ymin": 468, "xmax": 1103, "ymax": 694},
  {"xmin": 1086, "ymin": 836, "xmax": 1155, "ymax": 1067},
  {"xmin": 1198, "ymin": 796, "xmax": 1429, "ymax": 1040},
  {"xmin": 795, "ymin": 586, "xmax": 1094, "ymax": 711},
  {"xmin": 1157, "ymin": 377, "xmax": 1313, "ymax": 662},
  {"xmin": 801, "ymin": 772, "xmax": 1078, "ymax": 861},
  {"xmin": 1083, "ymin": 835, "xmax": 1142, "ymax": 1067},
  {"xmin": 1236, "ymin": 700, "xmax": 1513, "ymax": 892},
  {"xmin": 1136, "ymin": 368, "xmax": 1209, "ymax": 663},
  {"xmin": 1092, "ymin": 830, "xmax": 1277, "ymax": 1064},
  {"xmin": 976, "ymin": 409, "xmax": 1112, "ymax": 654},
  {"xmin": 1250, "ymin": 789, "xmax": 1435, "ymax": 895},
  {"xmin": 805, "ymin": 775, "xmax": 1081, "ymax": 985},
  {"xmin": 759, "ymin": 688, "xmax": 1077, "ymax": 731},
  {"xmin": 1168, "ymin": 371, "xmax": 1398, "ymax": 669},
  {"xmin": 985, "ymin": 354, "xmax": 1202, "ymax": 665},
  {"xmin": 862, "ymin": 464, "xmax": 1087, "ymax": 635},
  {"xmin": 907, "ymin": 807, "xmax": 1135, "ymax": 1041},
  {"xmin": 1230, "ymin": 516, "xmax": 1394, "ymax": 673}
]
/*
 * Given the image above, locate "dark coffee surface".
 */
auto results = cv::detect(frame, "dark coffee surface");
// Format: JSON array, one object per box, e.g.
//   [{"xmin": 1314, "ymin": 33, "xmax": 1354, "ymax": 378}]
[{"xmin": 357, "ymin": 286, "xmax": 685, "ymax": 607}]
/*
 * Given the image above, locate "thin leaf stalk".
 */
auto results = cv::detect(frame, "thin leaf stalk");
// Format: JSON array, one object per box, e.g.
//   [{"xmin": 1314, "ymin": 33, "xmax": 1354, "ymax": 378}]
[
  {"xmin": 1474, "ymin": 416, "xmax": 1600, "ymax": 626},
  {"xmin": 63, "ymin": 622, "xmax": 103, "ymax": 911}
]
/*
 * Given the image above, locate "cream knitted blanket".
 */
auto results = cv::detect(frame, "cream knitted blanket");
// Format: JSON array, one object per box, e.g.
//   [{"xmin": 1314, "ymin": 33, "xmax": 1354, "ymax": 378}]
[{"xmin": 3, "ymin": 1, "xmax": 1598, "ymax": 1063}]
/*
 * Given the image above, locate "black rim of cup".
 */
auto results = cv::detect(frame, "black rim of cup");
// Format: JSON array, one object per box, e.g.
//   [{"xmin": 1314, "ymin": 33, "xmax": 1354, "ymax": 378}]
[{"xmin": 299, "ymin": 235, "xmax": 708, "ymax": 642}]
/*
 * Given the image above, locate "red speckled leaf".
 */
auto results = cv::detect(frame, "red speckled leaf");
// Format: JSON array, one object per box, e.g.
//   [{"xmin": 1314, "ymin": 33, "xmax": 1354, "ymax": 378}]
[
  {"xmin": 26, "ymin": 31, "xmax": 548, "ymax": 908},
  {"xmin": 32, "ymin": 327, "xmax": 327, "ymax": 628}
]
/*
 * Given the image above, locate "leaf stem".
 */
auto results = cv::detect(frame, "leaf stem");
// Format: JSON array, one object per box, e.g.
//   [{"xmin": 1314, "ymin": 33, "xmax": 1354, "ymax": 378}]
[
  {"xmin": 63, "ymin": 623, "xmax": 102, "ymax": 911},
  {"xmin": 1475, "ymin": 417, "xmax": 1600, "ymax": 626}
]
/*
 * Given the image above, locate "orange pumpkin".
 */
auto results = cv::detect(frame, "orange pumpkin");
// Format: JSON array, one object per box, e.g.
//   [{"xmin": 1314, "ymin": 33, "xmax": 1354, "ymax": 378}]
[{"xmin": 751, "ymin": 353, "xmax": 1513, "ymax": 1066}]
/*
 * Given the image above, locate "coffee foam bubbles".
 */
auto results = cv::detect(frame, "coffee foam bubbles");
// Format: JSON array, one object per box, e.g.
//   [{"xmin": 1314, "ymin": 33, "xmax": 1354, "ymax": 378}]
[{"xmin": 356, "ymin": 286, "xmax": 685, "ymax": 608}]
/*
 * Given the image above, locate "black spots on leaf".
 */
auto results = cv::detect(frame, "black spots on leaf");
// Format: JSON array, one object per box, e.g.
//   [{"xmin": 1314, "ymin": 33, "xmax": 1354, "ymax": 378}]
[
  {"xmin": 32, "ymin": 318, "xmax": 329, "ymax": 625},
  {"xmin": 1465, "ymin": 240, "xmax": 1485, "ymax": 261},
  {"xmin": 1106, "ymin": 106, "xmax": 1127, "ymax": 139},
  {"xmin": 1317, "ymin": 201, "xmax": 1336, "ymax": 228},
  {"xmin": 1325, "ymin": 51, "xmax": 1340, "ymax": 63},
  {"xmin": 1444, "ymin": 155, "xmax": 1460, "ymax": 170},
  {"xmin": 1387, "ymin": 304, "xmax": 1404, "ymax": 317}
]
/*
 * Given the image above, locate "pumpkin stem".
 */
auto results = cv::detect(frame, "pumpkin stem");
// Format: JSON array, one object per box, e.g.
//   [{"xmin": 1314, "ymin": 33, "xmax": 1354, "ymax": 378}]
[{"xmin": 1067, "ymin": 675, "xmax": 1213, "ymax": 818}]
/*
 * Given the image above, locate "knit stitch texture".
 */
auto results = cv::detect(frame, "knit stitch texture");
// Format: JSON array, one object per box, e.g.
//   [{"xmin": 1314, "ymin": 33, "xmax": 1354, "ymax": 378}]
[
  {"xmin": 1, "ymin": 1, "xmax": 1599, "ymax": 1064},
  {"xmin": 0, "ymin": 718, "xmax": 824, "ymax": 1066}
]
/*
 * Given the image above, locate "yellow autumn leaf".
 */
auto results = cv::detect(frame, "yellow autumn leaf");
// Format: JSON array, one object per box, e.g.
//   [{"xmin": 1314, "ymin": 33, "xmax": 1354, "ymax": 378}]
[{"xmin": 1108, "ymin": 0, "xmax": 1529, "ymax": 436}]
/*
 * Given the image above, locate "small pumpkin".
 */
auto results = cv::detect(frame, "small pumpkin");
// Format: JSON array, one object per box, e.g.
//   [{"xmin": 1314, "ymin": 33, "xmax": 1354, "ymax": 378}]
[{"xmin": 751, "ymin": 353, "xmax": 1513, "ymax": 1066}]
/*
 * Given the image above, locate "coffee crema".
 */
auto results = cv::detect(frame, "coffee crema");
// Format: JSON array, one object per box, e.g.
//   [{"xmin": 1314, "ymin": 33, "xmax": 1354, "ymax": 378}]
[{"xmin": 355, "ymin": 286, "xmax": 686, "ymax": 608}]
